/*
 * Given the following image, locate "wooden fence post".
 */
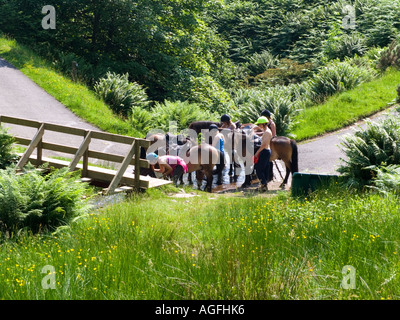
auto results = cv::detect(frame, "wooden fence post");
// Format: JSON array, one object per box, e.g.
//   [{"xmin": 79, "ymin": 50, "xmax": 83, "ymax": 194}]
[
  {"xmin": 16, "ymin": 123, "xmax": 45, "ymax": 169},
  {"xmin": 69, "ymin": 130, "xmax": 92, "ymax": 173},
  {"xmin": 106, "ymin": 140, "xmax": 137, "ymax": 195},
  {"xmin": 134, "ymin": 140, "xmax": 141, "ymax": 189}
]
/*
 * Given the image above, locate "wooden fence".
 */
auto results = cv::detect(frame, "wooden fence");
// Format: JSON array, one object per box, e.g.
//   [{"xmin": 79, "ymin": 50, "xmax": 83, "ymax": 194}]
[{"xmin": 0, "ymin": 115, "xmax": 171, "ymax": 194}]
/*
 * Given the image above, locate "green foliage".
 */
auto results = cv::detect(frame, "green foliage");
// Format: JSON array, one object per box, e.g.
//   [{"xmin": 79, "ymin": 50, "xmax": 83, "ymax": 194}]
[
  {"xmin": 253, "ymin": 58, "xmax": 313, "ymax": 86},
  {"xmin": 323, "ymin": 32, "xmax": 368, "ymax": 61},
  {"xmin": 377, "ymin": 38, "xmax": 400, "ymax": 71},
  {"xmin": 0, "ymin": 167, "xmax": 92, "ymax": 237},
  {"xmin": 187, "ymin": 75, "xmax": 233, "ymax": 114},
  {"xmin": 354, "ymin": 0, "xmax": 400, "ymax": 48},
  {"xmin": 338, "ymin": 117, "xmax": 400, "ymax": 188},
  {"xmin": 152, "ymin": 100, "xmax": 213, "ymax": 133},
  {"xmin": 232, "ymin": 86, "xmax": 300, "ymax": 136},
  {"xmin": 94, "ymin": 72, "xmax": 150, "ymax": 117},
  {"xmin": 0, "ymin": 126, "xmax": 17, "ymax": 169},
  {"xmin": 306, "ymin": 60, "xmax": 376, "ymax": 103},
  {"xmin": 129, "ymin": 100, "xmax": 213, "ymax": 135},
  {"xmin": 129, "ymin": 106, "xmax": 154, "ymax": 136},
  {"xmin": 245, "ymin": 50, "xmax": 279, "ymax": 77},
  {"xmin": 372, "ymin": 165, "xmax": 400, "ymax": 194}
]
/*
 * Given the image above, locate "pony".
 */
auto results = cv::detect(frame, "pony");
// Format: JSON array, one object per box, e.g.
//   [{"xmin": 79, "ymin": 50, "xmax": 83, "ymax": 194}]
[
  {"xmin": 139, "ymin": 133, "xmax": 222, "ymax": 192},
  {"xmin": 230, "ymin": 126, "xmax": 298, "ymax": 188},
  {"xmin": 188, "ymin": 120, "xmax": 241, "ymax": 181}
]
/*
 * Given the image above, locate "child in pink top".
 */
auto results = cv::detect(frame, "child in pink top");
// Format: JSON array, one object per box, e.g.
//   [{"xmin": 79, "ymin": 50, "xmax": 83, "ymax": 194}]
[{"xmin": 146, "ymin": 153, "xmax": 188, "ymax": 185}]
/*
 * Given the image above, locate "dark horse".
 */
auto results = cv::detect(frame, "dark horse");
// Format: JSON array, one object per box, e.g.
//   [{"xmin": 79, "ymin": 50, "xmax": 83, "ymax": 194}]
[
  {"xmin": 188, "ymin": 120, "xmax": 241, "ymax": 135},
  {"xmin": 139, "ymin": 133, "xmax": 222, "ymax": 192},
  {"xmin": 188, "ymin": 120, "xmax": 241, "ymax": 181},
  {"xmin": 231, "ymin": 127, "xmax": 299, "ymax": 188}
]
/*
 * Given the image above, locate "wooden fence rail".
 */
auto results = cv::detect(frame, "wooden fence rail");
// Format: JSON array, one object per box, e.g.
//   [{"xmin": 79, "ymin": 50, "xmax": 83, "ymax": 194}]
[{"xmin": 0, "ymin": 115, "xmax": 171, "ymax": 194}]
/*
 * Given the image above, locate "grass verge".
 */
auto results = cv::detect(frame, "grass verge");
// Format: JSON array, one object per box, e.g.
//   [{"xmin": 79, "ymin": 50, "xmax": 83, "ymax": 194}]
[
  {"xmin": 1, "ymin": 185, "xmax": 399, "ymax": 300},
  {"xmin": 291, "ymin": 69, "xmax": 400, "ymax": 141}
]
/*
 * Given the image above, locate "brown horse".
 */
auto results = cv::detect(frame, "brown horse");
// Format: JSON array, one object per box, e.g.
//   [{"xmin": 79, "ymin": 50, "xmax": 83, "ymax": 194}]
[
  {"xmin": 231, "ymin": 127, "xmax": 298, "ymax": 188},
  {"xmin": 183, "ymin": 143, "xmax": 220, "ymax": 192},
  {"xmin": 140, "ymin": 133, "xmax": 221, "ymax": 192}
]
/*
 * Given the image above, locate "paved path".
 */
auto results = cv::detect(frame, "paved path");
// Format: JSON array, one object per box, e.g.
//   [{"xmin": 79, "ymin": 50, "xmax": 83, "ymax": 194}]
[
  {"xmin": 0, "ymin": 57, "xmax": 131, "ymax": 163},
  {"xmin": 0, "ymin": 56, "xmax": 395, "ymax": 179},
  {"xmin": 297, "ymin": 108, "xmax": 395, "ymax": 175}
]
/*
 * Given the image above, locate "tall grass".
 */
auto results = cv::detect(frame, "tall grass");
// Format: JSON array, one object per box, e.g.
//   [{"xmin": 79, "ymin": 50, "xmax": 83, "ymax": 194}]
[{"xmin": 1, "ymin": 186, "xmax": 400, "ymax": 300}]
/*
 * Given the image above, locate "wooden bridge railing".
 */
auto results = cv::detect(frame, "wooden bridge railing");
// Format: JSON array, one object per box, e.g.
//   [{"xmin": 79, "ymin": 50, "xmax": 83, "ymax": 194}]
[{"xmin": 0, "ymin": 115, "xmax": 171, "ymax": 194}]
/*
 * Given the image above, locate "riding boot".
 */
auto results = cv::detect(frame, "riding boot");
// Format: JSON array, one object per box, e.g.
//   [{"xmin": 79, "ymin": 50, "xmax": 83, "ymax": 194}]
[
  {"xmin": 241, "ymin": 174, "xmax": 252, "ymax": 188},
  {"xmin": 267, "ymin": 162, "xmax": 273, "ymax": 182},
  {"xmin": 216, "ymin": 172, "xmax": 223, "ymax": 185}
]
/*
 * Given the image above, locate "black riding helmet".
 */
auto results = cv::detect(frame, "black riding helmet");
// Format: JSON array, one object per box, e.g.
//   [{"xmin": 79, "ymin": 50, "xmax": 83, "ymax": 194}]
[
  {"xmin": 220, "ymin": 114, "xmax": 231, "ymax": 123},
  {"xmin": 261, "ymin": 110, "xmax": 271, "ymax": 118},
  {"xmin": 209, "ymin": 124, "xmax": 219, "ymax": 130}
]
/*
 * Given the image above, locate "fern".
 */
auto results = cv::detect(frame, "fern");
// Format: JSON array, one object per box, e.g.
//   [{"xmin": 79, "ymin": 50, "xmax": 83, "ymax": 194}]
[
  {"xmin": 0, "ymin": 126, "xmax": 17, "ymax": 169},
  {"xmin": 0, "ymin": 167, "xmax": 93, "ymax": 237},
  {"xmin": 338, "ymin": 117, "xmax": 400, "ymax": 188},
  {"xmin": 232, "ymin": 86, "xmax": 301, "ymax": 136},
  {"xmin": 372, "ymin": 165, "xmax": 400, "ymax": 194},
  {"xmin": 94, "ymin": 72, "xmax": 150, "ymax": 117}
]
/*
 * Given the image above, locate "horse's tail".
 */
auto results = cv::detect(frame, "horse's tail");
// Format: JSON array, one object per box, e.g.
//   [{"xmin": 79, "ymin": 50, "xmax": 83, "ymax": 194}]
[{"xmin": 290, "ymin": 139, "xmax": 299, "ymax": 174}]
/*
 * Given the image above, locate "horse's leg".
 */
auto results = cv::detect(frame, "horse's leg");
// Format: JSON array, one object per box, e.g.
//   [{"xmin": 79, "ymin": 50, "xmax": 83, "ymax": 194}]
[
  {"xmin": 196, "ymin": 170, "xmax": 205, "ymax": 190},
  {"xmin": 233, "ymin": 160, "xmax": 241, "ymax": 183},
  {"xmin": 187, "ymin": 172, "xmax": 193, "ymax": 185},
  {"xmin": 205, "ymin": 169, "xmax": 213, "ymax": 193},
  {"xmin": 280, "ymin": 159, "xmax": 291, "ymax": 188},
  {"xmin": 229, "ymin": 151, "xmax": 235, "ymax": 182}
]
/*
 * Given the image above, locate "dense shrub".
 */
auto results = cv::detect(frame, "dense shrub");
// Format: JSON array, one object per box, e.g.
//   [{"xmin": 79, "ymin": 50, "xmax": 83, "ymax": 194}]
[
  {"xmin": 129, "ymin": 106, "xmax": 154, "ymax": 136},
  {"xmin": 152, "ymin": 100, "xmax": 213, "ymax": 133},
  {"xmin": 377, "ymin": 38, "xmax": 400, "ymax": 71},
  {"xmin": 253, "ymin": 58, "xmax": 313, "ymax": 86},
  {"xmin": 245, "ymin": 50, "xmax": 279, "ymax": 77},
  {"xmin": 0, "ymin": 126, "xmax": 17, "ymax": 169},
  {"xmin": 338, "ymin": 117, "xmax": 400, "ymax": 188},
  {"xmin": 130, "ymin": 100, "xmax": 214, "ymax": 135},
  {"xmin": 372, "ymin": 165, "xmax": 400, "ymax": 194},
  {"xmin": 94, "ymin": 72, "xmax": 150, "ymax": 117},
  {"xmin": 323, "ymin": 32, "xmax": 368, "ymax": 61},
  {"xmin": 52, "ymin": 52, "xmax": 95, "ymax": 84},
  {"xmin": 232, "ymin": 87, "xmax": 300, "ymax": 136},
  {"xmin": 187, "ymin": 75, "xmax": 234, "ymax": 114},
  {"xmin": 0, "ymin": 167, "xmax": 92, "ymax": 237},
  {"xmin": 306, "ymin": 60, "xmax": 376, "ymax": 103}
]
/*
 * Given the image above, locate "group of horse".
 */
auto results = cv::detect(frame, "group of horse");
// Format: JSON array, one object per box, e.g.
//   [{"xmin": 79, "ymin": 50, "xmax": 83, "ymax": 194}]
[{"xmin": 139, "ymin": 120, "xmax": 299, "ymax": 192}]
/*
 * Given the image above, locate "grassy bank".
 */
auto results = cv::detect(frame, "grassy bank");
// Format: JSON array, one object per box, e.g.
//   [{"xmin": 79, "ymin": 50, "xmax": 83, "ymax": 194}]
[
  {"xmin": 0, "ymin": 36, "xmax": 139, "ymax": 137},
  {"xmin": 1, "ymin": 186, "xmax": 399, "ymax": 300},
  {"xmin": 292, "ymin": 69, "xmax": 400, "ymax": 141}
]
